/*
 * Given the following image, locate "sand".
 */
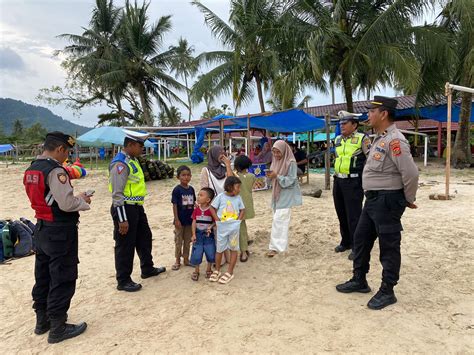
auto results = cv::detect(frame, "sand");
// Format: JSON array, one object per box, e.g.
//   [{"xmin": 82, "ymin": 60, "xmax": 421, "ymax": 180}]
[{"xmin": 0, "ymin": 161, "xmax": 473, "ymax": 354}]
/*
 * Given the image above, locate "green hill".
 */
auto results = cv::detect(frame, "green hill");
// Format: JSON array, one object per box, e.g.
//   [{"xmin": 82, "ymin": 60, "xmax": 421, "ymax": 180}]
[{"xmin": 0, "ymin": 98, "xmax": 91, "ymax": 136}]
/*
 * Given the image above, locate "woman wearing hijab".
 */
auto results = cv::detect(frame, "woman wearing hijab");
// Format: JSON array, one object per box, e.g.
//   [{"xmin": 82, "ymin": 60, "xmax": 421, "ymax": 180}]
[
  {"xmin": 265, "ymin": 140, "xmax": 302, "ymax": 257},
  {"xmin": 200, "ymin": 145, "xmax": 233, "ymax": 195},
  {"xmin": 254, "ymin": 142, "xmax": 273, "ymax": 165}
]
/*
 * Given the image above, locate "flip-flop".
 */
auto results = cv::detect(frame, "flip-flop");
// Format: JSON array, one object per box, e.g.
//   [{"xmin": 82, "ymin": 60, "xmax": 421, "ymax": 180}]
[
  {"xmin": 240, "ymin": 251, "xmax": 249, "ymax": 262},
  {"xmin": 218, "ymin": 272, "xmax": 234, "ymax": 284},
  {"xmin": 172, "ymin": 263, "xmax": 180, "ymax": 271},
  {"xmin": 266, "ymin": 250, "xmax": 278, "ymax": 258},
  {"xmin": 205, "ymin": 270, "xmax": 213, "ymax": 279},
  {"xmin": 191, "ymin": 271, "xmax": 199, "ymax": 281},
  {"xmin": 209, "ymin": 270, "xmax": 221, "ymax": 282}
]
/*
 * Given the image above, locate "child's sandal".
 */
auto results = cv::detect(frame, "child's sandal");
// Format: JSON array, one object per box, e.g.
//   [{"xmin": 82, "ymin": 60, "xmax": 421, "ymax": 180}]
[
  {"xmin": 218, "ymin": 272, "xmax": 234, "ymax": 284},
  {"xmin": 206, "ymin": 270, "xmax": 213, "ymax": 279},
  {"xmin": 191, "ymin": 271, "xmax": 199, "ymax": 281},
  {"xmin": 172, "ymin": 263, "xmax": 181, "ymax": 271},
  {"xmin": 209, "ymin": 271, "xmax": 221, "ymax": 282}
]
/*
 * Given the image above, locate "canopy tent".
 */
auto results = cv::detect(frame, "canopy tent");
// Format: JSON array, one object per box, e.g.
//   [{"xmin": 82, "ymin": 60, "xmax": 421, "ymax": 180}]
[
  {"xmin": 0, "ymin": 144, "xmax": 15, "ymax": 154},
  {"xmin": 77, "ymin": 126, "xmax": 154, "ymax": 148},
  {"xmin": 231, "ymin": 109, "xmax": 325, "ymax": 132},
  {"xmin": 284, "ymin": 133, "xmax": 336, "ymax": 142}
]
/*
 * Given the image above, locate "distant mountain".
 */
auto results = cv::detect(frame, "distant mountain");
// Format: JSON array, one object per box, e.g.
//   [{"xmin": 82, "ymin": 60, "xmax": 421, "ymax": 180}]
[{"xmin": 0, "ymin": 98, "xmax": 91, "ymax": 135}]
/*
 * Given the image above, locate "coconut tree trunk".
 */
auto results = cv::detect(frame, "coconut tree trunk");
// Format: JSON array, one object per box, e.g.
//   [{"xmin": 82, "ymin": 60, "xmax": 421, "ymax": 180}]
[
  {"xmin": 137, "ymin": 84, "xmax": 153, "ymax": 126},
  {"xmin": 452, "ymin": 91, "xmax": 472, "ymax": 168},
  {"xmin": 342, "ymin": 69, "xmax": 354, "ymax": 112},
  {"xmin": 255, "ymin": 72, "xmax": 266, "ymax": 113},
  {"xmin": 184, "ymin": 74, "xmax": 192, "ymax": 121},
  {"xmin": 330, "ymin": 82, "xmax": 335, "ymax": 104}
]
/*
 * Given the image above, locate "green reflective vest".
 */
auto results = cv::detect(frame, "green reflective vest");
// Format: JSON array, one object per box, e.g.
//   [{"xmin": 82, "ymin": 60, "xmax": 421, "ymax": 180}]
[
  {"xmin": 334, "ymin": 132, "xmax": 366, "ymax": 175},
  {"xmin": 108, "ymin": 158, "xmax": 147, "ymax": 205}
]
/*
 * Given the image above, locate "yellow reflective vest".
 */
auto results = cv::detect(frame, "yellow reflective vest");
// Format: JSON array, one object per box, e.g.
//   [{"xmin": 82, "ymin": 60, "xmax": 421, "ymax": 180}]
[
  {"xmin": 108, "ymin": 153, "xmax": 147, "ymax": 205},
  {"xmin": 334, "ymin": 132, "xmax": 367, "ymax": 175}
]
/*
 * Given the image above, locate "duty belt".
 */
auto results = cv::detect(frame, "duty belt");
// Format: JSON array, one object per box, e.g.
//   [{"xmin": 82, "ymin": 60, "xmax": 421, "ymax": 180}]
[
  {"xmin": 37, "ymin": 220, "xmax": 78, "ymax": 227},
  {"xmin": 334, "ymin": 173, "xmax": 359, "ymax": 179},
  {"xmin": 364, "ymin": 189, "xmax": 404, "ymax": 199}
]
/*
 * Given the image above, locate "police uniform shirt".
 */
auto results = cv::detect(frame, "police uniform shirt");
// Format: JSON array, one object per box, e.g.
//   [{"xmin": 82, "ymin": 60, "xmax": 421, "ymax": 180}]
[
  {"xmin": 109, "ymin": 151, "xmax": 131, "ymax": 208},
  {"xmin": 37, "ymin": 156, "xmax": 90, "ymax": 212},
  {"xmin": 362, "ymin": 124, "xmax": 419, "ymax": 203}
]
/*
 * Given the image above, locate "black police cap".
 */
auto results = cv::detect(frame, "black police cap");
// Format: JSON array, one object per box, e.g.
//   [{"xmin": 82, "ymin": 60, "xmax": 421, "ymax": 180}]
[
  {"xmin": 45, "ymin": 131, "xmax": 76, "ymax": 148},
  {"xmin": 366, "ymin": 96, "xmax": 398, "ymax": 111}
]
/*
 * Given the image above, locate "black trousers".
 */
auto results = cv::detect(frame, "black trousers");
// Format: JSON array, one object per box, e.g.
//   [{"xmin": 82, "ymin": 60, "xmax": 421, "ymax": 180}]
[
  {"xmin": 332, "ymin": 176, "xmax": 364, "ymax": 249},
  {"xmin": 32, "ymin": 222, "xmax": 78, "ymax": 320},
  {"xmin": 353, "ymin": 190, "xmax": 407, "ymax": 286},
  {"xmin": 111, "ymin": 204, "xmax": 154, "ymax": 285}
]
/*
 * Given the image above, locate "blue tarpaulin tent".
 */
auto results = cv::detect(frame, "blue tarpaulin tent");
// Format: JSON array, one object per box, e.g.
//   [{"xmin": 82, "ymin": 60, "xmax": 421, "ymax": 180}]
[
  {"xmin": 195, "ymin": 109, "xmax": 325, "ymax": 133},
  {"xmin": 232, "ymin": 109, "xmax": 325, "ymax": 132},
  {"xmin": 77, "ymin": 126, "xmax": 154, "ymax": 148},
  {"xmin": 0, "ymin": 144, "xmax": 15, "ymax": 154}
]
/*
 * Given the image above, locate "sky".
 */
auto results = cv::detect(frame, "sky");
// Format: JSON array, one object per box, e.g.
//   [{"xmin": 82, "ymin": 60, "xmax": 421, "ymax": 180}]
[{"xmin": 0, "ymin": 0, "xmax": 403, "ymax": 128}]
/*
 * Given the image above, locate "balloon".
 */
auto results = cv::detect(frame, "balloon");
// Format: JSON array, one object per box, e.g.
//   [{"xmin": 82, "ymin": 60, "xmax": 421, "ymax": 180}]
[
  {"xmin": 73, "ymin": 165, "xmax": 82, "ymax": 178},
  {"xmin": 66, "ymin": 166, "xmax": 76, "ymax": 179},
  {"xmin": 80, "ymin": 167, "xmax": 87, "ymax": 177},
  {"xmin": 74, "ymin": 159, "xmax": 84, "ymax": 168}
]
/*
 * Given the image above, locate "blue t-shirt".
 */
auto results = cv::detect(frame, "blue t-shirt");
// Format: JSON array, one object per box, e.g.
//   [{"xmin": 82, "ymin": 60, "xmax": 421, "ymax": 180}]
[
  {"xmin": 171, "ymin": 185, "xmax": 196, "ymax": 225},
  {"xmin": 211, "ymin": 193, "xmax": 245, "ymax": 221}
]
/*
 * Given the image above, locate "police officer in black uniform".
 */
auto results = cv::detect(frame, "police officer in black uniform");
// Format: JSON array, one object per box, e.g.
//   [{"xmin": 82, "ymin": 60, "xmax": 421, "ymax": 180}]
[
  {"xmin": 336, "ymin": 97, "xmax": 419, "ymax": 310},
  {"xmin": 24, "ymin": 132, "xmax": 91, "ymax": 343},
  {"xmin": 333, "ymin": 111, "xmax": 371, "ymax": 260}
]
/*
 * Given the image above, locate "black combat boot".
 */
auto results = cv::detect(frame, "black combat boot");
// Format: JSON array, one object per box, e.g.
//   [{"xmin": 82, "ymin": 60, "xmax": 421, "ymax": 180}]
[
  {"xmin": 48, "ymin": 317, "xmax": 87, "ymax": 344},
  {"xmin": 336, "ymin": 272, "xmax": 371, "ymax": 293},
  {"xmin": 34, "ymin": 310, "xmax": 50, "ymax": 335},
  {"xmin": 367, "ymin": 282, "xmax": 397, "ymax": 310}
]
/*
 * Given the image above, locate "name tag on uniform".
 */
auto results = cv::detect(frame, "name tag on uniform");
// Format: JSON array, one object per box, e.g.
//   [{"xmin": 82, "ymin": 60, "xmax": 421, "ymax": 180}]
[{"xmin": 375, "ymin": 146, "xmax": 386, "ymax": 154}]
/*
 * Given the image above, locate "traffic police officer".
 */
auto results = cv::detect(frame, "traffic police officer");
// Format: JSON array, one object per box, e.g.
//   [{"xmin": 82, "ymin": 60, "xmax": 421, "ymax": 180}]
[
  {"xmin": 333, "ymin": 111, "xmax": 371, "ymax": 260},
  {"xmin": 336, "ymin": 96, "xmax": 419, "ymax": 310},
  {"xmin": 109, "ymin": 130, "xmax": 165, "ymax": 292},
  {"xmin": 23, "ymin": 132, "xmax": 91, "ymax": 343}
]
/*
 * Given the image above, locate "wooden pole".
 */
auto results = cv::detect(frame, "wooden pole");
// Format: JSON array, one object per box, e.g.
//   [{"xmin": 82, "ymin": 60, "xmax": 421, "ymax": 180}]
[
  {"xmin": 445, "ymin": 83, "xmax": 452, "ymax": 198},
  {"xmin": 219, "ymin": 120, "xmax": 224, "ymax": 147},
  {"xmin": 324, "ymin": 113, "xmax": 331, "ymax": 190},
  {"xmin": 246, "ymin": 114, "xmax": 251, "ymax": 156}
]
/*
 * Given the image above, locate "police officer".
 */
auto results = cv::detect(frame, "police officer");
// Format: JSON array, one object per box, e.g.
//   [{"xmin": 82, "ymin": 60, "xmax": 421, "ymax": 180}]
[
  {"xmin": 336, "ymin": 96, "xmax": 419, "ymax": 310},
  {"xmin": 333, "ymin": 111, "xmax": 371, "ymax": 260},
  {"xmin": 23, "ymin": 132, "xmax": 91, "ymax": 343},
  {"xmin": 109, "ymin": 130, "xmax": 165, "ymax": 292}
]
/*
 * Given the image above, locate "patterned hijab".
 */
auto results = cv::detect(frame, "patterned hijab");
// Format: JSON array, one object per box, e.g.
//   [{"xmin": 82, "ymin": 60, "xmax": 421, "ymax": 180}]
[
  {"xmin": 207, "ymin": 145, "xmax": 227, "ymax": 180},
  {"xmin": 270, "ymin": 140, "xmax": 296, "ymax": 202}
]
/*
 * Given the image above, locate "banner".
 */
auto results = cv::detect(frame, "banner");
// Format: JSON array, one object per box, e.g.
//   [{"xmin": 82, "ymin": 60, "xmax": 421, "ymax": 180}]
[{"xmin": 249, "ymin": 164, "xmax": 268, "ymax": 191}]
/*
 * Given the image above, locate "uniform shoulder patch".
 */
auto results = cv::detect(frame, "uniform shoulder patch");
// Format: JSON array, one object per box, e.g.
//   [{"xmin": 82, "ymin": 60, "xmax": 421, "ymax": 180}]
[
  {"xmin": 117, "ymin": 164, "xmax": 125, "ymax": 174},
  {"xmin": 57, "ymin": 173, "xmax": 68, "ymax": 184},
  {"xmin": 390, "ymin": 139, "xmax": 401, "ymax": 156}
]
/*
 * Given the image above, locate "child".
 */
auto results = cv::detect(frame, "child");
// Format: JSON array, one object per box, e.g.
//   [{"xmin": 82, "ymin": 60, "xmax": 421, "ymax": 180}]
[
  {"xmin": 209, "ymin": 176, "xmax": 245, "ymax": 284},
  {"xmin": 190, "ymin": 188, "xmax": 216, "ymax": 281},
  {"xmin": 233, "ymin": 155, "xmax": 255, "ymax": 262},
  {"xmin": 171, "ymin": 165, "xmax": 196, "ymax": 270}
]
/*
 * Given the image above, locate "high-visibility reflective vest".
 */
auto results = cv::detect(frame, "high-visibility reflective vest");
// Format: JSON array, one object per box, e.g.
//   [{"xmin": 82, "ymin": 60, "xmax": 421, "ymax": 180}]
[
  {"xmin": 108, "ymin": 153, "xmax": 147, "ymax": 205},
  {"xmin": 334, "ymin": 132, "xmax": 367, "ymax": 175}
]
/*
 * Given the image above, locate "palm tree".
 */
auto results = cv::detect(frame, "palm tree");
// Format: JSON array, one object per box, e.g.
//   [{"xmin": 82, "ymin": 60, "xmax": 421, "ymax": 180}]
[
  {"xmin": 116, "ymin": 1, "xmax": 186, "ymax": 126},
  {"xmin": 191, "ymin": 74, "xmax": 216, "ymax": 113},
  {"xmin": 290, "ymin": 0, "xmax": 435, "ymax": 111},
  {"xmin": 191, "ymin": 0, "xmax": 284, "ymax": 113},
  {"xmin": 169, "ymin": 38, "xmax": 198, "ymax": 121},
  {"xmin": 440, "ymin": 0, "xmax": 473, "ymax": 167},
  {"xmin": 58, "ymin": 0, "xmax": 186, "ymax": 126},
  {"xmin": 158, "ymin": 106, "xmax": 183, "ymax": 127}
]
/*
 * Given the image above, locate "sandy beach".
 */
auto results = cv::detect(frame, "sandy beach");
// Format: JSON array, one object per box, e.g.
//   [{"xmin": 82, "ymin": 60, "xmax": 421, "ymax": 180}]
[{"xmin": 0, "ymin": 161, "xmax": 473, "ymax": 354}]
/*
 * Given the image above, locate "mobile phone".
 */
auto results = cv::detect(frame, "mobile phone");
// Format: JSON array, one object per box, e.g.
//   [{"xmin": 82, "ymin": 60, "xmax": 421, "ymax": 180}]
[{"xmin": 85, "ymin": 189, "xmax": 95, "ymax": 197}]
